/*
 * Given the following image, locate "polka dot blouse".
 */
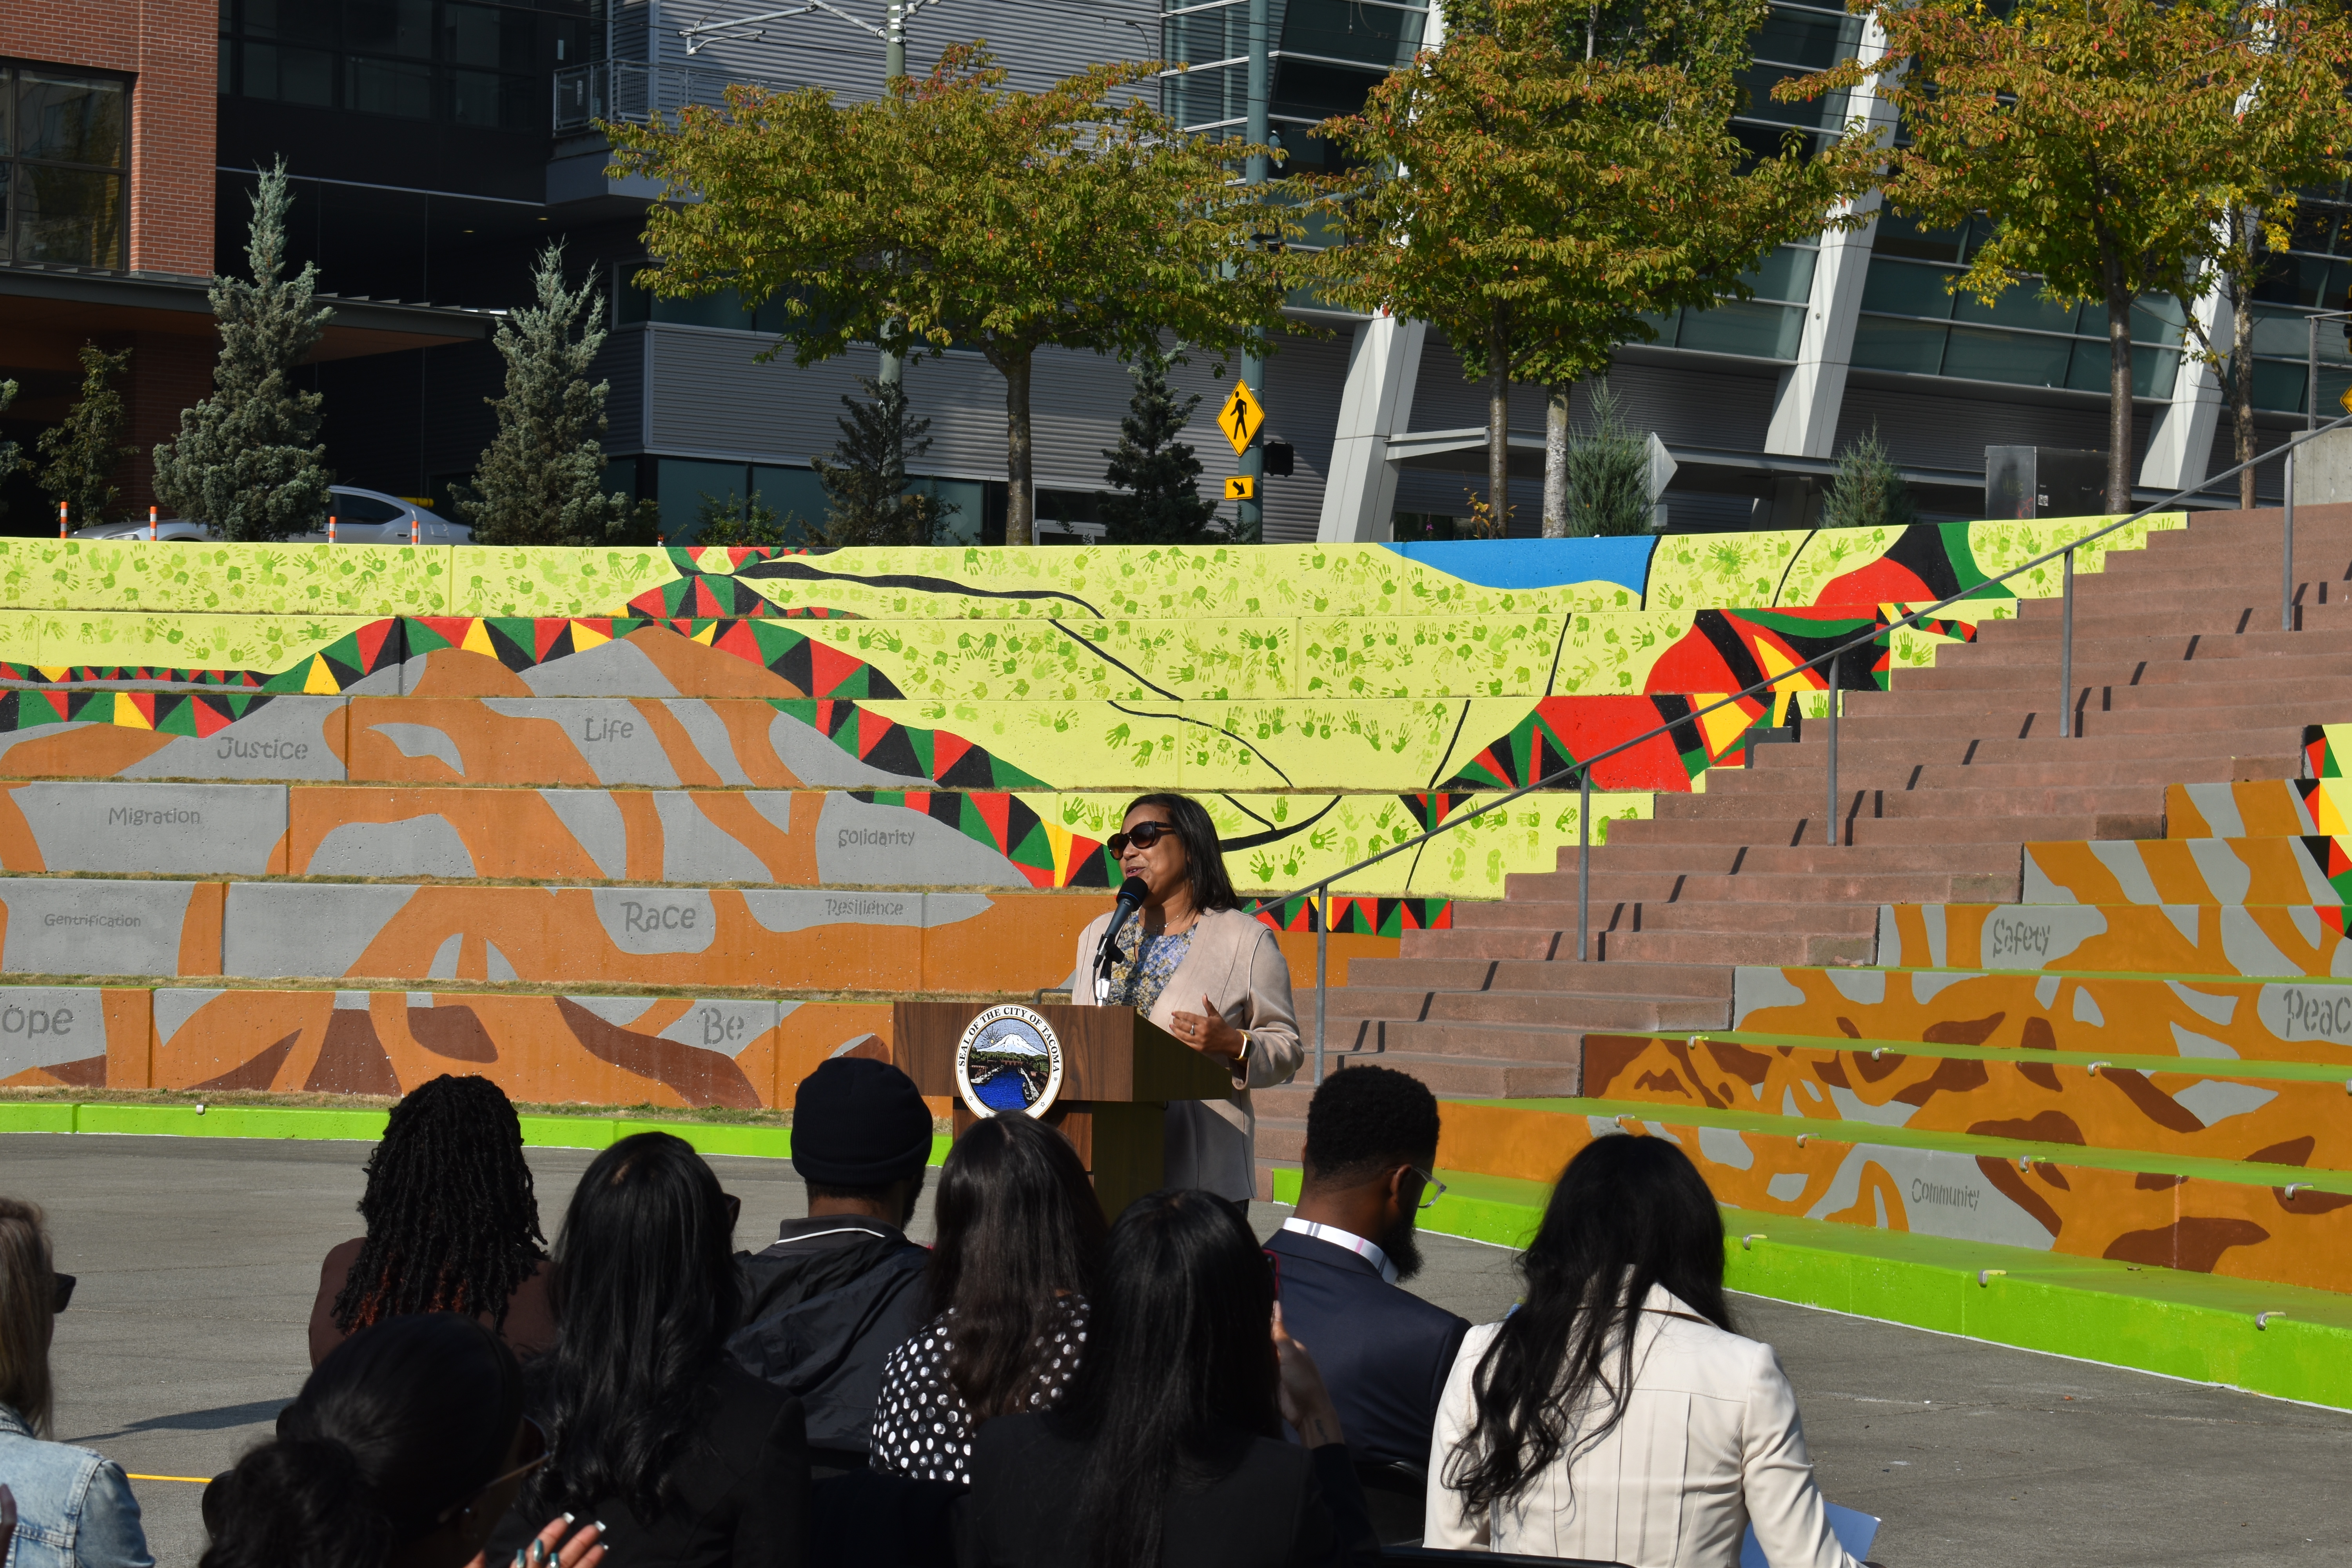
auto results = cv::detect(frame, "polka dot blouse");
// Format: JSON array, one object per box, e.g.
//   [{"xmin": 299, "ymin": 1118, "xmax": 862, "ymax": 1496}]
[{"xmin": 869, "ymin": 1298, "xmax": 1090, "ymax": 1484}]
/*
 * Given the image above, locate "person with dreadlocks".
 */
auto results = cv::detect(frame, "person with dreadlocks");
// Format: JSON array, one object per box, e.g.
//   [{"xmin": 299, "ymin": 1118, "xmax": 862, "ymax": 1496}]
[{"xmin": 307, "ymin": 1074, "xmax": 555, "ymax": 1366}]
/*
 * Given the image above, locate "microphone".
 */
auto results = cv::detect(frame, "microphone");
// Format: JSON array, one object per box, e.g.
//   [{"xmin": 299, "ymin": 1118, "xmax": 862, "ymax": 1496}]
[{"xmin": 1094, "ymin": 876, "xmax": 1151, "ymax": 1003}]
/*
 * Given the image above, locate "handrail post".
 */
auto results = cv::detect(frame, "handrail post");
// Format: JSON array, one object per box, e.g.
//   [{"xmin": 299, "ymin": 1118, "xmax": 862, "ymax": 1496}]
[
  {"xmin": 1314, "ymin": 880, "xmax": 1328, "ymax": 1085},
  {"xmin": 1826, "ymin": 656, "xmax": 1840, "ymax": 848},
  {"xmin": 2058, "ymin": 546, "xmax": 2075, "ymax": 738},
  {"xmin": 1577, "ymin": 770, "xmax": 1592, "ymax": 962},
  {"xmin": 2285, "ymin": 445, "xmax": 2297, "ymax": 633}
]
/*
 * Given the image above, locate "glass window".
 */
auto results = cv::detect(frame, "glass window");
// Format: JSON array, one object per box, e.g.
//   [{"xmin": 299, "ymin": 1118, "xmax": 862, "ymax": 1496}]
[
  {"xmin": 345, "ymin": 0, "xmax": 433, "ymax": 57},
  {"xmin": 1166, "ymin": 4, "xmax": 1248, "ymax": 67},
  {"xmin": 1851, "ymin": 315, "xmax": 1948, "ymax": 375},
  {"xmin": 243, "ymin": 0, "xmax": 341, "ymax": 45},
  {"xmin": 332, "ymin": 491, "xmax": 406, "ymax": 523},
  {"xmin": 1741, "ymin": 245, "xmax": 1817, "ymax": 305},
  {"xmin": 1859, "ymin": 258, "xmax": 1956, "ymax": 319},
  {"xmin": 1752, "ymin": 5, "xmax": 1863, "ymax": 69},
  {"xmin": 1952, "ymin": 284, "xmax": 2077, "ymax": 336},
  {"xmin": 245, "ymin": 41, "xmax": 338, "ymax": 105},
  {"xmin": 17, "ymin": 73, "xmax": 125, "ymax": 165},
  {"xmin": 1869, "ymin": 210, "xmax": 1967, "ymax": 264},
  {"xmin": 750, "ymin": 466, "xmax": 833, "ymax": 541},
  {"xmin": 443, "ymin": 3, "xmax": 534, "ymax": 71},
  {"xmin": 1, "ymin": 62, "xmax": 129, "ymax": 269},
  {"xmin": 349, "ymin": 55, "xmax": 432, "ymax": 118},
  {"xmin": 909, "ymin": 477, "xmax": 984, "ymax": 546},
  {"xmin": 14, "ymin": 165, "xmax": 124, "ymax": 266},
  {"xmin": 1943, "ymin": 324, "xmax": 2072, "ymax": 387},
  {"xmin": 1279, "ymin": 0, "xmax": 1426, "ymax": 69},
  {"xmin": 1675, "ymin": 299, "xmax": 1803, "ymax": 360},
  {"xmin": 658, "ymin": 459, "xmax": 753, "ymax": 541}
]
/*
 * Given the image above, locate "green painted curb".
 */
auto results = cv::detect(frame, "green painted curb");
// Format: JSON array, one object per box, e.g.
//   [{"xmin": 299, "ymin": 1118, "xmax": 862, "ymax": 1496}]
[
  {"xmin": 0, "ymin": 1103, "xmax": 953, "ymax": 1168},
  {"xmin": 1272, "ymin": 1165, "xmax": 2352, "ymax": 1410}
]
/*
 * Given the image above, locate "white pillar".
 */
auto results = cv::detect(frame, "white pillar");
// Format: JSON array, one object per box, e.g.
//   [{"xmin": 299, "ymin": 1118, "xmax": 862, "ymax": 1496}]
[
  {"xmin": 1764, "ymin": 17, "xmax": 1896, "ymax": 461},
  {"xmin": 2138, "ymin": 287, "xmax": 2229, "ymax": 495},
  {"xmin": 1316, "ymin": 313, "xmax": 1427, "ymax": 543}
]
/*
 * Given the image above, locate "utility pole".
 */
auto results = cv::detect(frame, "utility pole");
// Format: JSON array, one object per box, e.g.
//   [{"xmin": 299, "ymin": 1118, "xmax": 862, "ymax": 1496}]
[
  {"xmin": 879, "ymin": 0, "xmax": 907, "ymax": 395},
  {"xmin": 1239, "ymin": 0, "xmax": 1269, "ymax": 537}
]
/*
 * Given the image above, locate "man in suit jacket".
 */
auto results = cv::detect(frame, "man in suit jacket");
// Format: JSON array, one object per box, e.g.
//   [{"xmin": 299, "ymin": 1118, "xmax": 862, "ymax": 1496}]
[{"xmin": 1264, "ymin": 1065, "xmax": 1469, "ymax": 1468}]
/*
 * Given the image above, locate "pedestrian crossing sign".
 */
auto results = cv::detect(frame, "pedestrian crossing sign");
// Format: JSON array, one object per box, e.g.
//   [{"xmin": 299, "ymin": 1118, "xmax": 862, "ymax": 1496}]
[
  {"xmin": 1225, "ymin": 475, "xmax": 1254, "ymax": 501},
  {"xmin": 1219, "ymin": 380, "xmax": 1265, "ymax": 456}
]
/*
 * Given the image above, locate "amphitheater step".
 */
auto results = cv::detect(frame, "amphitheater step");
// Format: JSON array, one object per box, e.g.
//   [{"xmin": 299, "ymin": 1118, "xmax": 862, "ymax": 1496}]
[
  {"xmin": 2166, "ymin": 780, "xmax": 2352, "ymax": 839},
  {"xmin": 1574, "ymin": 1028, "xmax": 2352, "ymax": 1167},
  {"xmin": 1432, "ymin": 1095, "xmax": 2352, "ymax": 1294},
  {"xmin": 2022, "ymin": 836, "xmax": 2344, "ymax": 906},
  {"xmin": 1728, "ymin": 963, "xmax": 2352, "ymax": 1063},
  {"xmin": 1877, "ymin": 901, "xmax": 2352, "ymax": 977}
]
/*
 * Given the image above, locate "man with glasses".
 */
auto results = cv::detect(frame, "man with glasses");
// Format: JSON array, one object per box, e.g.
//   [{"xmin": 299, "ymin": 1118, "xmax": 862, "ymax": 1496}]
[{"xmin": 1264, "ymin": 1065, "xmax": 1469, "ymax": 1480}]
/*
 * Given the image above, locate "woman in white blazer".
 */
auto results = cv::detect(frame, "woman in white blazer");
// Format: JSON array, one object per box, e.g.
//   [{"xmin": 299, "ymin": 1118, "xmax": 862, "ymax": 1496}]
[
  {"xmin": 1426, "ymin": 1135, "xmax": 1872, "ymax": 1568},
  {"xmin": 1071, "ymin": 793, "xmax": 1303, "ymax": 1206}
]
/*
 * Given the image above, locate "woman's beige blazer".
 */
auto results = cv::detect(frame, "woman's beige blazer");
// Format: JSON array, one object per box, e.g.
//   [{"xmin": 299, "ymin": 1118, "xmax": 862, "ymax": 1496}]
[
  {"xmin": 1425, "ymin": 1285, "xmax": 1863, "ymax": 1568},
  {"xmin": 1070, "ymin": 905, "xmax": 1303, "ymax": 1202}
]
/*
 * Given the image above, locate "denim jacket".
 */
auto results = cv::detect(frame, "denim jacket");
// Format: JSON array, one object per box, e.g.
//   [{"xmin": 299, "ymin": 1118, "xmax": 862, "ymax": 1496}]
[{"xmin": 0, "ymin": 1404, "xmax": 153, "ymax": 1568}]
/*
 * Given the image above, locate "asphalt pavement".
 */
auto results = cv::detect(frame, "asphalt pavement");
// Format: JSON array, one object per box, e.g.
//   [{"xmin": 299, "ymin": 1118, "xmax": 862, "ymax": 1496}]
[{"xmin": 7, "ymin": 1132, "xmax": 2349, "ymax": 1566}]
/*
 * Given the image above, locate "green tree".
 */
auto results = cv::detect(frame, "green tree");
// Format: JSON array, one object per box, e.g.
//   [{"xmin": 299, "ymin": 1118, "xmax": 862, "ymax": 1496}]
[
  {"xmin": 695, "ymin": 490, "xmax": 799, "ymax": 547},
  {"xmin": 1100, "ymin": 347, "xmax": 1219, "ymax": 545},
  {"xmin": 1790, "ymin": 0, "xmax": 2292, "ymax": 512},
  {"xmin": 1315, "ymin": 0, "xmax": 1876, "ymax": 528},
  {"xmin": 811, "ymin": 376, "xmax": 953, "ymax": 546},
  {"xmin": 37, "ymin": 344, "xmax": 134, "ymax": 529},
  {"xmin": 1560, "ymin": 381, "xmax": 1652, "ymax": 536},
  {"xmin": 2180, "ymin": 10, "xmax": 2352, "ymax": 508},
  {"xmin": 0, "ymin": 381, "xmax": 25, "ymax": 520},
  {"xmin": 609, "ymin": 46, "xmax": 1299, "ymax": 545},
  {"xmin": 1820, "ymin": 426, "xmax": 1916, "ymax": 531},
  {"xmin": 454, "ymin": 243, "xmax": 657, "ymax": 547},
  {"xmin": 152, "ymin": 159, "xmax": 334, "ymax": 541}
]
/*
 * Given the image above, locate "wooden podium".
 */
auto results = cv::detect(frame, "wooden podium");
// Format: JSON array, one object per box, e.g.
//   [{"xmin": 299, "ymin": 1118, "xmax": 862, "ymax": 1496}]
[{"xmin": 893, "ymin": 1001, "xmax": 1235, "ymax": 1220}]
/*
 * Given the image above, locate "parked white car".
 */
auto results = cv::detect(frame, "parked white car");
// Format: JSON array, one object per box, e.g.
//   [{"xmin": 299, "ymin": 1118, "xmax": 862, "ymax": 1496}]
[{"xmin": 71, "ymin": 486, "xmax": 474, "ymax": 544}]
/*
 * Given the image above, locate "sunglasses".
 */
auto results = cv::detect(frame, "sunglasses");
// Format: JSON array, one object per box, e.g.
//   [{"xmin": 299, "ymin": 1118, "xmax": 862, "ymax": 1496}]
[
  {"xmin": 53, "ymin": 1272, "xmax": 74, "ymax": 1314},
  {"xmin": 1108, "ymin": 821, "xmax": 1178, "ymax": 858},
  {"xmin": 435, "ymin": 1417, "xmax": 549, "ymax": 1526}
]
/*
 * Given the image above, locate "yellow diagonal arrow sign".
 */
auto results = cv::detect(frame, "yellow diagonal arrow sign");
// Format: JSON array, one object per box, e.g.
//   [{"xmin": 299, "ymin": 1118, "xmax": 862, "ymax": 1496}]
[{"xmin": 1220, "ymin": 379, "xmax": 1265, "ymax": 456}]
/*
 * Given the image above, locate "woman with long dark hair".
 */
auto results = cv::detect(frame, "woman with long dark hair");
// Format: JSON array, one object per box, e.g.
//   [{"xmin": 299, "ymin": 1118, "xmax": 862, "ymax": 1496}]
[
  {"xmin": 1428, "ymin": 1136, "xmax": 1867, "ymax": 1567},
  {"xmin": 201, "ymin": 1312, "xmax": 597, "ymax": 1568},
  {"xmin": 521, "ymin": 1131, "xmax": 808, "ymax": 1565},
  {"xmin": 1072, "ymin": 793, "xmax": 1302, "ymax": 1206},
  {"xmin": 313, "ymin": 1074, "xmax": 552, "ymax": 1364},
  {"xmin": 962, "ymin": 1188, "xmax": 1373, "ymax": 1567},
  {"xmin": 869, "ymin": 1112, "xmax": 1106, "ymax": 1484}
]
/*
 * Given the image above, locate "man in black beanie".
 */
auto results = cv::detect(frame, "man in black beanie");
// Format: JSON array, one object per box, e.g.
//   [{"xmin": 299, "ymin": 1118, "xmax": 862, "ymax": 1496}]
[{"xmin": 728, "ymin": 1055, "xmax": 936, "ymax": 1477}]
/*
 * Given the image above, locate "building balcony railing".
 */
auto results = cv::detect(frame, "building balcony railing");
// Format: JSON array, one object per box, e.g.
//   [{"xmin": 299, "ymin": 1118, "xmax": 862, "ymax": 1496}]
[{"xmin": 554, "ymin": 60, "xmax": 793, "ymax": 132}]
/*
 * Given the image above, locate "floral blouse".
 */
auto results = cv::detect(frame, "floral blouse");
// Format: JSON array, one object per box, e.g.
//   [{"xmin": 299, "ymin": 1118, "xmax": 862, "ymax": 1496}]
[
  {"xmin": 869, "ymin": 1298, "xmax": 1090, "ymax": 1484},
  {"xmin": 1104, "ymin": 924, "xmax": 1194, "ymax": 1020}
]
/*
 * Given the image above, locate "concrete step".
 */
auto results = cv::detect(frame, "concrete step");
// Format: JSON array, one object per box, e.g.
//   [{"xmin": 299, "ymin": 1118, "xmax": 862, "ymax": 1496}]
[
  {"xmin": 1740, "ymin": 728, "xmax": 2305, "ymax": 773},
  {"xmin": 1890, "ymin": 647, "xmax": 2352, "ymax": 693},
  {"xmin": 1325, "ymin": 983, "xmax": 1722, "ymax": 1031},
  {"xmin": 1850, "ymin": 674, "xmax": 2352, "ymax": 716},
  {"xmin": 1942, "ymin": 627, "xmax": 2332, "ymax": 668},
  {"xmin": 1244, "ymin": 1048, "xmax": 1586, "ymax": 1104},
  {"xmin": 1499, "ymin": 868, "xmax": 2019, "ymax": 906},
  {"xmin": 1554, "ymin": 841, "xmax": 2024, "ymax": 877},
  {"xmin": 1817, "ymin": 701, "xmax": 2352, "ymax": 744},
  {"xmin": 1347, "ymin": 954, "xmax": 1731, "ymax": 998},
  {"xmin": 1594, "ymin": 926, "xmax": 1878, "ymax": 965},
  {"xmin": 1617, "ymin": 811, "xmax": 2166, "ymax": 851}
]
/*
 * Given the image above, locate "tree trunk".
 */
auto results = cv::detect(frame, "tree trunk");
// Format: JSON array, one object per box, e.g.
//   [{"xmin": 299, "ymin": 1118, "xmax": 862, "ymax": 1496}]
[
  {"xmin": 2105, "ymin": 279, "xmax": 2136, "ymax": 514},
  {"xmin": 1543, "ymin": 384, "xmax": 1571, "ymax": 537},
  {"xmin": 1486, "ymin": 327, "xmax": 1511, "ymax": 533},
  {"xmin": 1002, "ymin": 348, "xmax": 1034, "ymax": 546}
]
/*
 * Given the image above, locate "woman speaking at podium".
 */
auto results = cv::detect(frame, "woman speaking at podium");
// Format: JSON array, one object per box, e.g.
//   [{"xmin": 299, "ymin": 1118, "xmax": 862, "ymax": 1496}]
[{"xmin": 1072, "ymin": 793, "xmax": 1303, "ymax": 1210}]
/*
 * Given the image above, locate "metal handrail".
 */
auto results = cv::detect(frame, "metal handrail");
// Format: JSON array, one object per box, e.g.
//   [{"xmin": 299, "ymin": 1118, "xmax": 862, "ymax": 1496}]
[{"xmin": 1252, "ymin": 406, "xmax": 2352, "ymax": 1085}]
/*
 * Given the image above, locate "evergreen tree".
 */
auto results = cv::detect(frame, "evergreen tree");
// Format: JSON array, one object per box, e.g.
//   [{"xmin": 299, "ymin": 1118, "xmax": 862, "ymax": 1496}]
[
  {"xmin": 811, "ymin": 376, "xmax": 951, "ymax": 546},
  {"xmin": 455, "ymin": 242, "xmax": 657, "ymax": 547},
  {"xmin": 37, "ymin": 344, "xmax": 134, "ymax": 529},
  {"xmin": 1562, "ymin": 382, "xmax": 1651, "ymax": 537},
  {"xmin": 152, "ymin": 159, "xmax": 334, "ymax": 541},
  {"xmin": 0, "ymin": 382, "xmax": 24, "ymax": 520},
  {"xmin": 1820, "ymin": 427, "xmax": 1917, "ymax": 532},
  {"xmin": 1099, "ymin": 347, "xmax": 1218, "ymax": 546},
  {"xmin": 695, "ymin": 490, "xmax": 797, "ymax": 547}
]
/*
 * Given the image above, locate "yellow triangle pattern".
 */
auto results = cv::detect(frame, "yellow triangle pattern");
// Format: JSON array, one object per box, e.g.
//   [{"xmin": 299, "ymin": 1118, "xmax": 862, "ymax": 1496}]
[
  {"xmin": 111, "ymin": 692, "xmax": 152, "ymax": 730},
  {"xmin": 302, "ymin": 655, "xmax": 341, "ymax": 695}
]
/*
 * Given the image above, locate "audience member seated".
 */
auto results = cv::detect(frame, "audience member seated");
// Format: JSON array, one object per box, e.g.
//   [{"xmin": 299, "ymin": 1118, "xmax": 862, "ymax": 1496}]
[
  {"xmin": 0, "ymin": 1197, "xmax": 152, "ymax": 1568},
  {"xmin": 200, "ymin": 1312, "xmax": 596, "ymax": 1568},
  {"xmin": 1265, "ymin": 1065, "xmax": 1468, "ymax": 1468},
  {"xmin": 962, "ymin": 1189, "xmax": 1377, "ymax": 1568},
  {"xmin": 870, "ymin": 1111, "xmax": 1106, "ymax": 1484},
  {"xmin": 310, "ymin": 1074, "xmax": 554, "ymax": 1365},
  {"xmin": 1426, "ymin": 1136, "xmax": 1871, "ymax": 1567},
  {"xmin": 730, "ymin": 1058, "xmax": 933, "ymax": 1476},
  {"xmin": 517, "ymin": 1131, "xmax": 809, "ymax": 1567}
]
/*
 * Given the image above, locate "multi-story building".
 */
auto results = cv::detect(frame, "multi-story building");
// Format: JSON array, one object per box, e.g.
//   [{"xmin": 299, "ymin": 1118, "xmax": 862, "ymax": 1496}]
[{"xmin": 1, "ymin": 0, "xmax": 2337, "ymax": 537}]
